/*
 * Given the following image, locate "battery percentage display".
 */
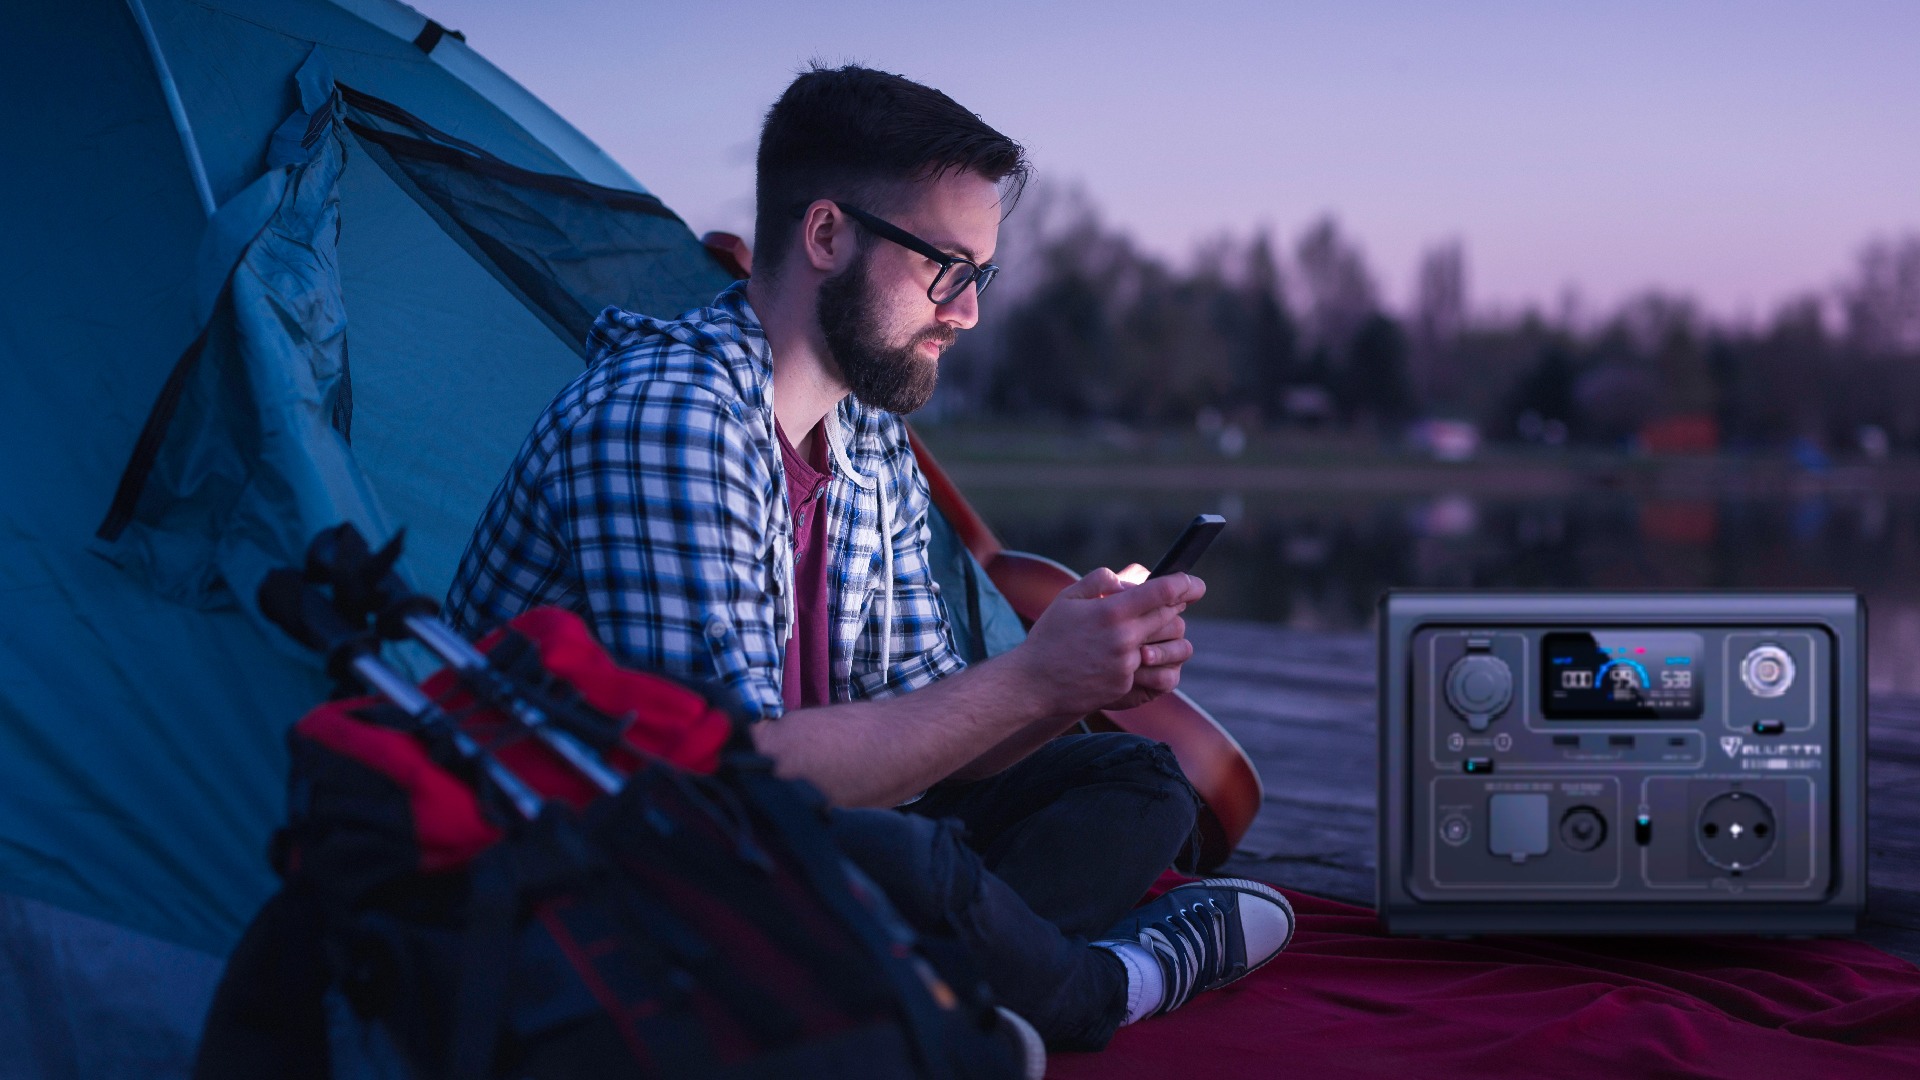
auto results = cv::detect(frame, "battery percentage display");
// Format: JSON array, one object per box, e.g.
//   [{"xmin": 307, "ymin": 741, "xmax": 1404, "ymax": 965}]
[{"xmin": 1543, "ymin": 631, "xmax": 1705, "ymax": 719}]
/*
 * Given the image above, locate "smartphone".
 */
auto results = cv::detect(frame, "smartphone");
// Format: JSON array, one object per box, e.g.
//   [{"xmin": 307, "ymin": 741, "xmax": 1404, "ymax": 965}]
[{"xmin": 1148, "ymin": 514, "xmax": 1226, "ymax": 578}]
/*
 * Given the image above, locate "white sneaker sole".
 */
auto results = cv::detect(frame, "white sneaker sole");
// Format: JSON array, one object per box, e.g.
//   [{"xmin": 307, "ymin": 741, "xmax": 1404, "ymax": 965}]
[
  {"xmin": 994, "ymin": 1005, "xmax": 1047, "ymax": 1080},
  {"xmin": 1186, "ymin": 877, "xmax": 1296, "ymax": 979}
]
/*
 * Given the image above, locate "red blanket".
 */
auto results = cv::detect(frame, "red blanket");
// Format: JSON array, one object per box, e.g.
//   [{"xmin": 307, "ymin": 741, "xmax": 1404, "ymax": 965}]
[{"xmin": 1049, "ymin": 886, "xmax": 1920, "ymax": 1079}]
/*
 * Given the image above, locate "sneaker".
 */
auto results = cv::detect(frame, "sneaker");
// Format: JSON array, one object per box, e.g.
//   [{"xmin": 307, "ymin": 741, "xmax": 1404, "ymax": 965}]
[{"xmin": 1094, "ymin": 878, "xmax": 1295, "ymax": 1016}]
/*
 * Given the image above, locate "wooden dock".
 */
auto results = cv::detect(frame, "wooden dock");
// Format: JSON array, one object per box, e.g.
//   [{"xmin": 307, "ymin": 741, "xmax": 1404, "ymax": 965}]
[{"xmin": 1188, "ymin": 619, "xmax": 1920, "ymax": 966}]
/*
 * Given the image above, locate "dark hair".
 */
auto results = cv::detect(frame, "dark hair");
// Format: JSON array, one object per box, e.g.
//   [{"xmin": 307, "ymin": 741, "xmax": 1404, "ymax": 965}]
[{"xmin": 753, "ymin": 64, "xmax": 1030, "ymax": 278}]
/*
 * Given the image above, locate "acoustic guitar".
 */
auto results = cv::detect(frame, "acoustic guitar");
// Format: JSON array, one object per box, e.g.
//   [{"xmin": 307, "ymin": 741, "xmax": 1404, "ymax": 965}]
[
  {"xmin": 905, "ymin": 429, "xmax": 1263, "ymax": 869},
  {"xmin": 699, "ymin": 233, "xmax": 1263, "ymax": 869}
]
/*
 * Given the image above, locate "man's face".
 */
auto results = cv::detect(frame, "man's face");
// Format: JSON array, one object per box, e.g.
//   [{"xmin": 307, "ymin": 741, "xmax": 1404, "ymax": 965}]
[{"xmin": 815, "ymin": 170, "xmax": 1001, "ymax": 414}]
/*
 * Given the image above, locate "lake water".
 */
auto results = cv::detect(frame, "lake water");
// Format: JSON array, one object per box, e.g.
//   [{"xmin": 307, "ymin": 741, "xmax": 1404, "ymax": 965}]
[{"xmin": 965, "ymin": 484, "xmax": 1920, "ymax": 697}]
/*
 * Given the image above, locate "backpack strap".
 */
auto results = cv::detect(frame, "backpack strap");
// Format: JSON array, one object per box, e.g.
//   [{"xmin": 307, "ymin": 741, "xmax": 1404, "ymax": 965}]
[
  {"xmin": 446, "ymin": 811, "xmax": 593, "ymax": 1079},
  {"xmin": 191, "ymin": 881, "xmax": 334, "ymax": 1080},
  {"xmin": 726, "ymin": 756, "xmax": 974, "ymax": 1080},
  {"xmin": 447, "ymin": 846, "xmax": 518, "ymax": 1080}
]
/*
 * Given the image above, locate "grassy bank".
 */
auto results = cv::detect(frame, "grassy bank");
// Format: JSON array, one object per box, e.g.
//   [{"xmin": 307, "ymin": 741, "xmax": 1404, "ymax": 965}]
[{"xmin": 912, "ymin": 421, "xmax": 1920, "ymax": 496}]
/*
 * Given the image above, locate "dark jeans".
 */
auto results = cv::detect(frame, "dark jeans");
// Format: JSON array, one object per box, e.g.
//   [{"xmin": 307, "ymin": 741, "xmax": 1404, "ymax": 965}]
[{"xmin": 829, "ymin": 733, "xmax": 1200, "ymax": 1050}]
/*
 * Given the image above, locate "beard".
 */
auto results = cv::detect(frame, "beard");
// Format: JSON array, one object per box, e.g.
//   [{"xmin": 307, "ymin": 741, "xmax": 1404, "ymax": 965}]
[{"xmin": 816, "ymin": 252, "xmax": 952, "ymax": 415}]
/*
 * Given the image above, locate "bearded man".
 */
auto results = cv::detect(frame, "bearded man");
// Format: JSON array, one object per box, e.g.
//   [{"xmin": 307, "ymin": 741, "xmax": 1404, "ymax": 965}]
[{"xmin": 446, "ymin": 64, "xmax": 1292, "ymax": 1053}]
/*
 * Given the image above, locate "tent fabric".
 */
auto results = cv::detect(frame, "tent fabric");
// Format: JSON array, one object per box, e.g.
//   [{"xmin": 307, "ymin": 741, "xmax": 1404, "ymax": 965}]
[
  {"xmin": 138, "ymin": 0, "xmax": 624, "ymax": 209},
  {"xmin": 0, "ymin": 2, "xmax": 732, "ymax": 1075},
  {"xmin": 1, "ymin": 0, "xmax": 327, "ymax": 978},
  {"xmin": 319, "ymin": 0, "xmax": 646, "ymax": 194},
  {"xmin": 341, "ymin": 85, "xmax": 735, "ymax": 361},
  {"xmin": 98, "ymin": 50, "xmax": 389, "ymax": 617},
  {"xmin": 1, "ymin": 0, "xmax": 733, "ymax": 952},
  {"xmin": 0, "ymin": 893, "xmax": 224, "ymax": 1080},
  {"xmin": 1050, "ymin": 881, "xmax": 1920, "ymax": 1079},
  {"xmin": 327, "ymin": 134, "xmax": 590, "ymax": 601},
  {"xmin": 335, "ymin": 76, "xmax": 736, "ymax": 595}
]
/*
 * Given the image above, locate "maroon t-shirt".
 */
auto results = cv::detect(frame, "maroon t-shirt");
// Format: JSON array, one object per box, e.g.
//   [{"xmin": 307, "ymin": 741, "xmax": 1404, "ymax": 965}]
[{"xmin": 777, "ymin": 419, "xmax": 834, "ymax": 711}]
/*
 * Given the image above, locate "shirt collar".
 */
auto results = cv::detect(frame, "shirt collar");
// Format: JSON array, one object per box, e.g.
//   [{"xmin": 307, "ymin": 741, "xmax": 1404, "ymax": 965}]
[{"xmin": 711, "ymin": 279, "xmax": 774, "ymax": 382}]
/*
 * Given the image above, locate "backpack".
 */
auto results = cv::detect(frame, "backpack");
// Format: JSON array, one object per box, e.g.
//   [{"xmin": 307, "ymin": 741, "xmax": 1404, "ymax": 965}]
[{"xmin": 193, "ymin": 532, "xmax": 1028, "ymax": 1079}]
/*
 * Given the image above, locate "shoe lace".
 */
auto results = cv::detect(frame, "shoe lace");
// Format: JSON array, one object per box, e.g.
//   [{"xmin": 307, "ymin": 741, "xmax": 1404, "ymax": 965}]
[{"xmin": 1134, "ymin": 896, "xmax": 1229, "ymax": 1013}]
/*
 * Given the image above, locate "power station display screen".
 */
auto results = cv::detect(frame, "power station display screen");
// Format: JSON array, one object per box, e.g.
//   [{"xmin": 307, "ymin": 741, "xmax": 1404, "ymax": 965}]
[{"xmin": 1542, "ymin": 631, "xmax": 1705, "ymax": 719}]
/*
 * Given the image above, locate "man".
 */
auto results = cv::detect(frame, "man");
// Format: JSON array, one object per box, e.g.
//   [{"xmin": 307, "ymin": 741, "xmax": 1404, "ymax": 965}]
[{"xmin": 447, "ymin": 64, "xmax": 1292, "ymax": 1051}]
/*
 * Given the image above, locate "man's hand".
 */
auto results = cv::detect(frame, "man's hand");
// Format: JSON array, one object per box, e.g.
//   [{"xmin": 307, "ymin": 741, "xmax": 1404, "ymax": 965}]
[
  {"xmin": 753, "ymin": 567, "xmax": 1203, "ymax": 806},
  {"xmin": 1010, "ymin": 568, "xmax": 1206, "ymax": 717}
]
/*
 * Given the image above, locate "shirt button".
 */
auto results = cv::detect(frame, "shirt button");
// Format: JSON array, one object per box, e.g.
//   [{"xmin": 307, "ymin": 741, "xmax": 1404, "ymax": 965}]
[{"xmin": 704, "ymin": 616, "xmax": 728, "ymax": 640}]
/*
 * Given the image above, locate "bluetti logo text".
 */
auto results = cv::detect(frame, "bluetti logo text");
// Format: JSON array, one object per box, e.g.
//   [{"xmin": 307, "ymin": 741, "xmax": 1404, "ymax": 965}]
[{"xmin": 1720, "ymin": 736, "xmax": 1822, "ymax": 758}]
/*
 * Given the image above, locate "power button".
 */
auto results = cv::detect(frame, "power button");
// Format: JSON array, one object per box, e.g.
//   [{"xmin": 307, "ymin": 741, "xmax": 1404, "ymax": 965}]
[{"xmin": 1740, "ymin": 645, "xmax": 1795, "ymax": 698}]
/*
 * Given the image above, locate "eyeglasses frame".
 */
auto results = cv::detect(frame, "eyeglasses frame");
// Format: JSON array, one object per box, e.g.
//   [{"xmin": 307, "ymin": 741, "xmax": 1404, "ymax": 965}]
[{"xmin": 829, "ymin": 201, "xmax": 1000, "ymax": 306}]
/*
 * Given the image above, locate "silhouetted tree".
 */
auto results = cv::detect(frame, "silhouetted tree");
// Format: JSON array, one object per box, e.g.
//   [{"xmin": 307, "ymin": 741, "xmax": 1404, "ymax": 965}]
[
  {"xmin": 990, "ymin": 268, "xmax": 1109, "ymax": 417},
  {"xmin": 959, "ymin": 194, "xmax": 1912, "ymax": 455},
  {"xmin": 1236, "ymin": 230, "xmax": 1297, "ymax": 421},
  {"xmin": 1341, "ymin": 314, "xmax": 1413, "ymax": 429},
  {"xmin": 1412, "ymin": 240, "xmax": 1468, "ymax": 408},
  {"xmin": 1295, "ymin": 216, "xmax": 1379, "ymax": 359},
  {"xmin": 1843, "ymin": 234, "xmax": 1920, "ymax": 356},
  {"xmin": 1503, "ymin": 342, "xmax": 1578, "ymax": 439}
]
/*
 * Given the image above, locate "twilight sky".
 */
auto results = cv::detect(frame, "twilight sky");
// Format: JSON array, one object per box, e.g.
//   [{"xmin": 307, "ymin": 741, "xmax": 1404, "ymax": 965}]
[{"xmin": 426, "ymin": 0, "xmax": 1917, "ymax": 322}]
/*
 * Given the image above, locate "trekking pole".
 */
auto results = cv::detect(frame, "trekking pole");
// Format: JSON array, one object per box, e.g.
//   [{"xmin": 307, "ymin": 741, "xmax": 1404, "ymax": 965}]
[
  {"xmin": 401, "ymin": 614, "xmax": 626, "ymax": 796},
  {"xmin": 305, "ymin": 525, "xmax": 626, "ymax": 797},
  {"xmin": 258, "ymin": 569, "xmax": 545, "ymax": 821}
]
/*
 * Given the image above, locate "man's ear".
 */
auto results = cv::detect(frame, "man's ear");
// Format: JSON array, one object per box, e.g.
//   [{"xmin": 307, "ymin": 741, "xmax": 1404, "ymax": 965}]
[{"xmin": 798, "ymin": 200, "xmax": 857, "ymax": 274}]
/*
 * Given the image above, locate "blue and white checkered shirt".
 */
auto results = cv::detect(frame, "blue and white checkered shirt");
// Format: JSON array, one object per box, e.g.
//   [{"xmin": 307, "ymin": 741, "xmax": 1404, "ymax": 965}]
[{"xmin": 444, "ymin": 282, "xmax": 967, "ymax": 722}]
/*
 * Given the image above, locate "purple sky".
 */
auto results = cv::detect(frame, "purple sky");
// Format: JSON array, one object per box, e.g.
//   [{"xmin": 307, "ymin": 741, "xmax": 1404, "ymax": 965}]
[{"xmin": 429, "ymin": 0, "xmax": 1917, "ymax": 322}]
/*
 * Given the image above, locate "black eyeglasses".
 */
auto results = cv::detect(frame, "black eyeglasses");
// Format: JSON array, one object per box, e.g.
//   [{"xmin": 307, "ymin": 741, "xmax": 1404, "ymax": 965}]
[{"xmin": 833, "ymin": 202, "xmax": 999, "ymax": 306}]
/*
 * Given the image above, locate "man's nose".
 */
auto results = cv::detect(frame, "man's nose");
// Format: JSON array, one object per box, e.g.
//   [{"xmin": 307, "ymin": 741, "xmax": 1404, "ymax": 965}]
[{"xmin": 935, "ymin": 281, "xmax": 980, "ymax": 329}]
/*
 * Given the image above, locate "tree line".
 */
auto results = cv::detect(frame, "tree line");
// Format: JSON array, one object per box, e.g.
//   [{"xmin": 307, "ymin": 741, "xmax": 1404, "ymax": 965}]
[{"xmin": 935, "ymin": 186, "xmax": 1920, "ymax": 456}]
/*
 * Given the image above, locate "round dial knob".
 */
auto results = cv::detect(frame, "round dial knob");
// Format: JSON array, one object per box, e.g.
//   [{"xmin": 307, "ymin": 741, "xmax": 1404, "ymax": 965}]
[
  {"xmin": 1559, "ymin": 806, "xmax": 1608, "ymax": 853},
  {"xmin": 1740, "ymin": 644, "xmax": 1795, "ymax": 699},
  {"xmin": 1445, "ymin": 653, "xmax": 1513, "ymax": 731}
]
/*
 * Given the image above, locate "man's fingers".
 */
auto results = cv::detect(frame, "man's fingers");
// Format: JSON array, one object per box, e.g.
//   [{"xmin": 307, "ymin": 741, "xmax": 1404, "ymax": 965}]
[
  {"xmin": 1139, "ymin": 613, "xmax": 1187, "ymax": 646},
  {"xmin": 1103, "ymin": 572, "xmax": 1203, "ymax": 618},
  {"xmin": 1059, "ymin": 570, "xmax": 1206, "ymax": 612},
  {"xmin": 1141, "ymin": 637, "xmax": 1194, "ymax": 668},
  {"xmin": 1061, "ymin": 567, "xmax": 1125, "ymax": 600},
  {"xmin": 1132, "ymin": 664, "xmax": 1182, "ymax": 695}
]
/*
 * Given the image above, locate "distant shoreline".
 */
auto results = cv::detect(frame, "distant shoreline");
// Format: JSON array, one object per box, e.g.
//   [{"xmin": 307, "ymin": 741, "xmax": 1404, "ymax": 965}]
[{"xmin": 936, "ymin": 458, "xmax": 1920, "ymax": 497}]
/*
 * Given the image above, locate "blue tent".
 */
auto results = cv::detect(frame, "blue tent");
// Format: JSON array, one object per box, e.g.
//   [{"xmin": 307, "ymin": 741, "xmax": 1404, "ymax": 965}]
[{"xmin": 0, "ymin": 2, "xmax": 747, "ymax": 1074}]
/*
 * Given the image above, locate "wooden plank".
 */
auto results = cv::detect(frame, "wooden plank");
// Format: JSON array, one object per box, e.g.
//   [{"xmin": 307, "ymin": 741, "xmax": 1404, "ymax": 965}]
[
  {"xmin": 1186, "ymin": 619, "xmax": 1920, "ymax": 966},
  {"xmin": 1187, "ymin": 622, "xmax": 1380, "ymax": 908}
]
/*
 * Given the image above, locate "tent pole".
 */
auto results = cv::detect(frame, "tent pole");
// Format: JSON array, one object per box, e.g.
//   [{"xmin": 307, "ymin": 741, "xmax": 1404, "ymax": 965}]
[{"xmin": 124, "ymin": 0, "xmax": 217, "ymax": 217}]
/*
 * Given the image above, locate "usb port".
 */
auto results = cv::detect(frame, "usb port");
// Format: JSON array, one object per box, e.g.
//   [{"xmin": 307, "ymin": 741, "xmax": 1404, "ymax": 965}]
[{"xmin": 1609, "ymin": 735, "xmax": 1634, "ymax": 748}]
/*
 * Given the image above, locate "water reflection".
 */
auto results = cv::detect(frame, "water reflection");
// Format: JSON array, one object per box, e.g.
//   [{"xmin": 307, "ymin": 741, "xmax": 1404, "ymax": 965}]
[{"xmin": 967, "ymin": 487, "xmax": 1920, "ymax": 696}]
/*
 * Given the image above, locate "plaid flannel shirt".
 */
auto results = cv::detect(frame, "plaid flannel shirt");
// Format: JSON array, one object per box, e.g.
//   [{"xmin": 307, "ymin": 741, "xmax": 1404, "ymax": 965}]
[{"xmin": 445, "ymin": 282, "xmax": 967, "ymax": 722}]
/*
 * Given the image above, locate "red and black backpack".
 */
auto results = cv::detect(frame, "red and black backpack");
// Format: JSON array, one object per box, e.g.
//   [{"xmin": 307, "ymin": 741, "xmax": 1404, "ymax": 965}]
[{"xmin": 193, "ymin": 566, "xmax": 1026, "ymax": 1079}]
